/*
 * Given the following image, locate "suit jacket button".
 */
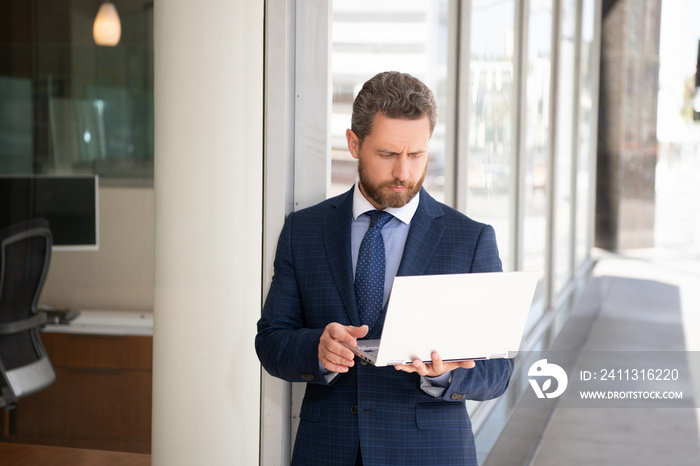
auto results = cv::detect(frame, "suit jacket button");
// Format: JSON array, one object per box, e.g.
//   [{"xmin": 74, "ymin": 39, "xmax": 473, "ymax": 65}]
[
  {"xmin": 301, "ymin": 373, "xmax": 315, "ymax": 382},
  {"xmin": 350, "ymin": 405, "xmax": 358, "ymax": 415},
  {"xmin": 360, "ymin": 359, "xmax": 368, "ymax": 366},
  {"xmin": 450, "ymin": 393, "xmax": 466, "ymax": 401}
]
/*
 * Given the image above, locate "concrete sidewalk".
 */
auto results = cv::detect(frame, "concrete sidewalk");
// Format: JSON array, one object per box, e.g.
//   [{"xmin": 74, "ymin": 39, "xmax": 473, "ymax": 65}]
[
  {"xmin": 484, "ymin": 145, "xmax": 700, "ymax": 465},
  {"xmin": 528, "ymin": 248, "xmax": 700, "ymax": 466}
]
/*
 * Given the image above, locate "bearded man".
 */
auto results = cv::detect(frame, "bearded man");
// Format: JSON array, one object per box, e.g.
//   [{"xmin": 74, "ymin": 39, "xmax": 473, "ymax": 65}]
[{"xmin": 256, "ymin": 71, "xmax": 513, "ymax": 466}]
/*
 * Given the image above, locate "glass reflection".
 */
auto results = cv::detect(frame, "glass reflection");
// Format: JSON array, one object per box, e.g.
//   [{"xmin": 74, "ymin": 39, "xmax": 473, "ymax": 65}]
[
  {"xmin": 467, "ymin": 0, "xmax": 516, "ymax": 270},
  {"xmin": 523, "ymin": 0, "xmax": 553, "ymax": 294},
  {"xmin": 553, "ymin": 0, "xmax": 577, "ymax": 294},
  {"xmin": 0, "ymin": 1, "xmax": 154, "ymax": 180},
  {"xmin": 520, "ymin": 0, "xmax": 553, "ymax": 338},
  {"xmin": 576, "ymin": 0, "xmax": 596, "ymax": 270},
  {"xmin": 330, "ymin": 0, "xmax": 450, "ymax": 202}
]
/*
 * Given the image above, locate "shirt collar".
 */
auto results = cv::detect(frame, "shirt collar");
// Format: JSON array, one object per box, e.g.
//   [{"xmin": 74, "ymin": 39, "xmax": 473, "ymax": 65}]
[{"xmin": 352, "ymin": 182, "xmax": 420, "ymax": 225}]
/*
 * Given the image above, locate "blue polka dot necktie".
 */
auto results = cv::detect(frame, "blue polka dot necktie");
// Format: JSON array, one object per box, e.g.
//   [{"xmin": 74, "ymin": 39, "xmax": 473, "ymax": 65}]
[{"xmin": 355, "ymin": 210, "xmax": 394, "ymax": 331}]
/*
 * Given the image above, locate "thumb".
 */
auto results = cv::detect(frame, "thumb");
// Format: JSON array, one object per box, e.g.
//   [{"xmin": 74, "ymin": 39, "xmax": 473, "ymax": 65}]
[{"xmin": 348, "ymin": 325, "xmax": 369, "ymax": 339}]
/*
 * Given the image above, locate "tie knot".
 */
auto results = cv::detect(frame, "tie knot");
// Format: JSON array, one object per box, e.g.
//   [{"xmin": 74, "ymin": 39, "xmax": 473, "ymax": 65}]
[{"xmin": 367, "ymin": 210, "xmax": 393, "ymax": 230}]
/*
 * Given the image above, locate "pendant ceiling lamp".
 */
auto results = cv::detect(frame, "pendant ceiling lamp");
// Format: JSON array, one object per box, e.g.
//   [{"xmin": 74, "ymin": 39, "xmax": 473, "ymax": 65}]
[{"xmin": 93, "ymin": 2, "xmax": 121, "ymax": 46}]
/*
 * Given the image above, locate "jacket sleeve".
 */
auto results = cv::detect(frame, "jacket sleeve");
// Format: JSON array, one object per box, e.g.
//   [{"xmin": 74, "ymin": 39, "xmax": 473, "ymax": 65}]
[
  {"xmin": 255, "ymin": 212, "xmax": 329, "ymax": 384},
  {"xmin": 443, "ymin": 358, "xmax": 515, "ymax": 401},
  {"xmin": 468, "ymin": 223, "xmax": 503, "ymax": 274},
  {"xmin": 447, "ymin": 222, "xmax": 514, "ymax": 401}
]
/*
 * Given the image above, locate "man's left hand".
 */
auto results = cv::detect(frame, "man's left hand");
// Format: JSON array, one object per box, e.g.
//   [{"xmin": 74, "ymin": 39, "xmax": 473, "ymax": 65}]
[{"xmin": 394, "ymin": 351, "xmax": 475, "ymax": 377}]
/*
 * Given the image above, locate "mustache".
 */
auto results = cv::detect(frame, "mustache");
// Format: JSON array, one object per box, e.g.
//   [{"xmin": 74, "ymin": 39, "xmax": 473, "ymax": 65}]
[{"xmin": 380, "ymin": 179, "xmax": 412, "ymax": 188}]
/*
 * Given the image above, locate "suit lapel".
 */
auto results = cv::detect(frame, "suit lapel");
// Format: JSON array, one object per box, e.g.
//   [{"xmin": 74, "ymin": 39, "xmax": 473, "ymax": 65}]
[
  {"xmin": 323, "ymin": 188, "xmax": 361, "ymax": 326},
  {"xmin": 323, "ymin": 187, "xmax": 445, "ymax": 325},
  {"xmin": 397, "ymin": 188, "xmax": 445, "ymax": 277}
]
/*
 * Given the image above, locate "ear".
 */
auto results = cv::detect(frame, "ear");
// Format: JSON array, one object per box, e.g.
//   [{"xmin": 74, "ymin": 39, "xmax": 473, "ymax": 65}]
[{"xmin": 346, "ymin": 129, "xmax": 360, "ymax": 160}]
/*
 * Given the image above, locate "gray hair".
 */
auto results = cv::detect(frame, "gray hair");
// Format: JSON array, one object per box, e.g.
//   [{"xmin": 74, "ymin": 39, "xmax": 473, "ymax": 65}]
[{"xmin": 351, "ymin": 71, "xmax": 438, "ymax": 143}]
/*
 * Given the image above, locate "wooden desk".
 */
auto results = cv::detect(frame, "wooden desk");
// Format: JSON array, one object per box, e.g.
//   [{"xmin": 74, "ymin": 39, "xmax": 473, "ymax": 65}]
[
  {"xmin": 10, "ymin": 332, "xmax": 153, "ymax": 453},
  {"xmin": 0, "ymin": 442, "xmax": 150, "ymax": 466},
  {"xmin": 2, "ymin": 311, "xmax": 154, "ymax": 453}
]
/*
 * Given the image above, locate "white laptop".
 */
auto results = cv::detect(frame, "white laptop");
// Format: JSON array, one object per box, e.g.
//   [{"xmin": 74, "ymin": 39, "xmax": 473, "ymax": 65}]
[{"xmin": 344, "ymin": 271, "xmax": 538, "ymax": 366}]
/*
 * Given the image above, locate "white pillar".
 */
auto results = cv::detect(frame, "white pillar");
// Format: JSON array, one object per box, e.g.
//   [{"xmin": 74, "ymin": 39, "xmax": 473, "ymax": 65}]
[{"xmin": 152, "ymin": 1, "xmax": 263, "ymax": 465}]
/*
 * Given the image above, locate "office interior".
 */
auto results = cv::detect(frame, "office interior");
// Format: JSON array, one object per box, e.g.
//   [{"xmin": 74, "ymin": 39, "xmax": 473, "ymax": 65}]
[{"xmin": 1, "ymin": 0, "xmax": 698, "ymax": 464}]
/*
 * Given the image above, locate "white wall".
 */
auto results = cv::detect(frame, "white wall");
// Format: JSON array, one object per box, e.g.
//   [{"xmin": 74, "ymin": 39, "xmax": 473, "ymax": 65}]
[
  {"xmin": 151, "ymin": 1, "xmax": 264, "ymax": 464},
  {"xmin": 40, "ymin": 186, "xmax": 155, "ymax": 311}
]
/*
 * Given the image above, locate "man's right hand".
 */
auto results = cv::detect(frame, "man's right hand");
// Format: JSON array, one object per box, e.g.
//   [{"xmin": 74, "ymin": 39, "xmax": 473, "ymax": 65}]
[{"xmin": 318, "ymin": 323, "xmax": 368, "ymax": 373}]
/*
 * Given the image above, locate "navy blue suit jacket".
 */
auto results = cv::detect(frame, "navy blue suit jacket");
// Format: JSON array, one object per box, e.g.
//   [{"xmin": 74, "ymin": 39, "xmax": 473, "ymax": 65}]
[{"xmin": 256, "ymin": 187, "xmax": 514, "ymax": 466}]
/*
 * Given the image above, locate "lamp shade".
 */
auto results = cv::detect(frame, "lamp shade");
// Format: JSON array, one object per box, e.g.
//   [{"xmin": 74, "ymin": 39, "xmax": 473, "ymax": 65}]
[{"xmin": 93, "ymin": 2, "xmax": 121, "ymax": 46}]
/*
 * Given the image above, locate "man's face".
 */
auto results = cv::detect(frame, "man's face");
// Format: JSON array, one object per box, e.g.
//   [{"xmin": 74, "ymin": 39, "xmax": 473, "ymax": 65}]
[{"xmin": 346, "ymin": 113, "xmax": 430, "ymax": 209}]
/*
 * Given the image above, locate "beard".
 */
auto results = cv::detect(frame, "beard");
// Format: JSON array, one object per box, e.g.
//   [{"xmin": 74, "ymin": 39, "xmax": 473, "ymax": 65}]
[{"xmin": 357, "ymin": 158, "xmax": 427, "ymax": 208}]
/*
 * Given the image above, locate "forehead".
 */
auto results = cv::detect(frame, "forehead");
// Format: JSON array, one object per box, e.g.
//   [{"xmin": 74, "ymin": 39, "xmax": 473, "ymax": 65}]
[{"xmin": 364, "ymin": 113, "xmax": 431, "ymax": 149}]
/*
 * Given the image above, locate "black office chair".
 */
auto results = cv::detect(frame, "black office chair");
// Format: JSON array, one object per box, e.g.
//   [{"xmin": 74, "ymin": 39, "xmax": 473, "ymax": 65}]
[{"xmin": 0, "ymin": 219, "xmax": 56, "ymax": 409}]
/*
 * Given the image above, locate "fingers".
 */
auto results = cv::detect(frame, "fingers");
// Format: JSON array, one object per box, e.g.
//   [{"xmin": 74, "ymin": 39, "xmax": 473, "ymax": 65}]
[
  {"xmin": 429, "ymin": 351, "xmax": 444, "ymax": 374},
  {"xmin": 325, "ymin": 323, "xmax": 367, "ymax": 347},
  {"xmin": 410, "ymin": 353, "xmax": 441, "ymax": 377},
  {"xmin": 394, "ymin": 352, "xmax": 476, "ymax": 376},
  {"xmin": 457, "ymin": 360, "xmax": 476, "ymax": 369},
  {"xmin": 347, "ymin": 324, "xmax": 369, "ymax": 340},
  {"xmin": 395, "ymin": 352, "xmax": 442, "ymax": 377},
  {"xmin": 319, "ymin": 351, "xmax": 354, "ymax": 373},
  {"xmin": 318, "ymin": 323, "xmax": 367, "ymax": 373},
  {"xmin": 394, "ymin": 357, "xmax": 432, "ymax": 376}
]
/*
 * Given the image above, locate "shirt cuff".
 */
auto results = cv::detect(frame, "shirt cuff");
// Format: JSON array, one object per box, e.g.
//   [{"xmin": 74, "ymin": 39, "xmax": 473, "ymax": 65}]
[
  {"xmin": 319, "ymin": 361, "xmax": 340, "ymax": 384},
  {"xmin": 419, "ymin": 372, "xmax": 452, "ymax": 398}
]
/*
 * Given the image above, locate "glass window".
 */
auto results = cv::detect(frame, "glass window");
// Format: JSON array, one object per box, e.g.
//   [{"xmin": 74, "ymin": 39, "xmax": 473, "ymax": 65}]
[
  {"xmin": 552, "ymin": 0, "xmax": 577, "ymax": 294},
  {"xmin": 522, "ymin": 0, "xmax": 553, "ymax": 318},
  {"xmin": 330, "ymin": 0, "xmax": 450, "ymax": 203},
  {"xmin": 0, "ymin": 1, "xmax": 155, "ymax": 455},
  {"xmin": 467, "ymin": 0, "xmax": 517, "ymax": 271},
  {"xmin": 0, "ymin": 1, "xmax": 154, "ymax": 181},
  {"xmin": 576, "ymin": 0, "xmax": 596, "ymax": 269}
]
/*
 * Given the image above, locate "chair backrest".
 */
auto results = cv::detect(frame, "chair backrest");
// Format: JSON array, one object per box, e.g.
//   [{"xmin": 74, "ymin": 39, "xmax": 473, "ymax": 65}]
[{"xmin": 0, "ymin": 219, "xmax": 56, "ymax": 408}]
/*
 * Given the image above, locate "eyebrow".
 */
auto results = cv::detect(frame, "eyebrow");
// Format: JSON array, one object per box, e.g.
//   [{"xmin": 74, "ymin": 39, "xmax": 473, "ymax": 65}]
[{"xmin": 376, "ymin": 149, "xmax": 426, "ymax": 156}]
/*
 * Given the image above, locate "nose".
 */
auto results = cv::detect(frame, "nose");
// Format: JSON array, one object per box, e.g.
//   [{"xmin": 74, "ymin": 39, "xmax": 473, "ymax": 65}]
[{"xmin": 392, "ymin": 155, "xmax": 409, "ymax": 181}]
